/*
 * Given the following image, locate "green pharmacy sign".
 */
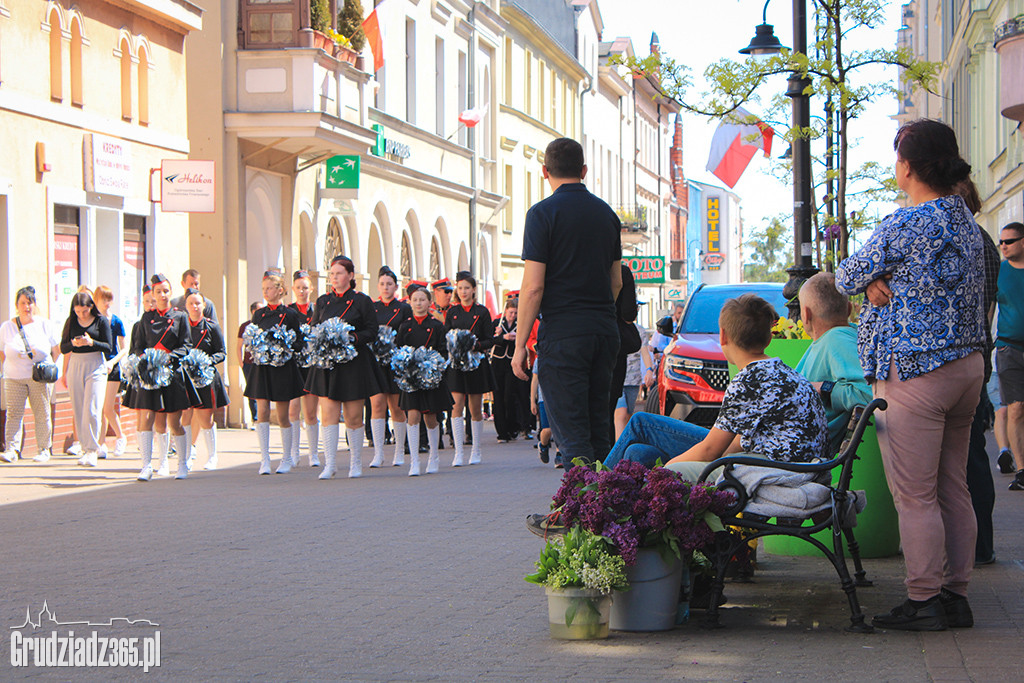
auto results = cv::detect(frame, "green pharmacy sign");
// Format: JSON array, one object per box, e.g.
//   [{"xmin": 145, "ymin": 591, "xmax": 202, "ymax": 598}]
[{"xmin": 326, "ymin": 156, "xmax": 360, "ymax": 189}]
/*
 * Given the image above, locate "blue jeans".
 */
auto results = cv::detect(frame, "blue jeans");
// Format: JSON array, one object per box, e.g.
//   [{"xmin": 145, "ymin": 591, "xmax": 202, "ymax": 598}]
[{"xmin": 603, "ymin": 412, "xmax": 709, "ymax": 468}]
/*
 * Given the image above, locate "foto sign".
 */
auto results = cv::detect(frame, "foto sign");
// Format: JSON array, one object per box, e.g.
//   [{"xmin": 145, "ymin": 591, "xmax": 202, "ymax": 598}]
[
  {"xmin": 625, "ymin": 256, "xmax": 665, "ymax": 284},
  {"xmin": 161, "ymin": 160, "xmax": 215, "ymax": 213},
  {"xmin": 84, "ymin": 134, "xmax": 131, "ymax": 196}
]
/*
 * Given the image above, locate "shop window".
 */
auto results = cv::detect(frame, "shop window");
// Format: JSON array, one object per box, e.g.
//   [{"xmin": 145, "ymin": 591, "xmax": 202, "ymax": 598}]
[
  {"xmin": 120, "ymin": 37, "xmax": 132, "ymax": 121},
  {"xmin": 70, "ymin": 17, "xmax": 83, "ymax": 106},
  {"xmin": 53, "ymin": 205, "xmax": 81, "ymax": 306},
  {"xmin": 49, "ymin": 8, "xmax": 62, "ymax": 101},
  {"xmin": 123, "ymin": 214, "xmax": 147, "ymax": 316}
]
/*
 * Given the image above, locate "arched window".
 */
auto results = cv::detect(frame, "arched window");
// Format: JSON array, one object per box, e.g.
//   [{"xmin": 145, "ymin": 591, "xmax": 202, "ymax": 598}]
[
  {"xmin": 119, "ymin": 37, "xmax": 132, "ymax": 121},
  {"xmin": 324, "ymin": 218, "xmax": 343, "ymax": 272},
  {"xmin": 49, "ymin": 9, "xmax": 62, "ymax": 101},
  {"xmin": 137, "ymin": 45, "xmax": 149, "ymax": 125},
  {"xmin": 400, "ymin": 233, "xmax": 412, "ymax": 280},
  {"xmin": 70, "ymin": 17, "xmax": 83, "ymax": 106},
  {"xmin": 429, "ymin": 239, "xmax": 441, "ymax": 281}
]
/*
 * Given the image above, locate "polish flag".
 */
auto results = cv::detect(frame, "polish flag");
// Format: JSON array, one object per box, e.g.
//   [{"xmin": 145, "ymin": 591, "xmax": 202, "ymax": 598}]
[
  {"xmin": 458, "ymin": 106, "xmax": 486, "ymax": 128},
  {"xmin": 362, "ymin": 9, "xmax": 384, "ymax": 73},
  {"xmin": 705, "ymin": 108, "xmax": 775, "ymax": 188}
]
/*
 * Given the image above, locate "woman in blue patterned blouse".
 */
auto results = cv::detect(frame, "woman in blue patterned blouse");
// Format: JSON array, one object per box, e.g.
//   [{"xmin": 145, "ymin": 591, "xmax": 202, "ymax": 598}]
[{"xmin": 836, "ymin": 119, "xmax": 986, "ymax": 632}]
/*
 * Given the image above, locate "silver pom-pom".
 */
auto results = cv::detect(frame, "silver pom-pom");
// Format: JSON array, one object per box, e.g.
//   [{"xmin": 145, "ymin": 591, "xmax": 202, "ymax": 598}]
[
  {"xmin": 446, "ymin": 329, "xmax": 483, "ymax": 372},
  {"xmin": 181, "ymin": 348, "xmax": 215, "ymax": 388},
  {"xmin": 132, "ymin": 348, "xmax": 173, "ymax": 390},
  {"xmin": 119, "ymin": 353, "xmax": 139, "ymax": 388},
  {"xmin": 390, "ymin": 346, "xmax": 448, "ymax": 391},
  {"xmin": 304, "ymin": 318, "xmax": 358, "ymax": 368},
  {"xmin": 244, "ymin": 323, "xmax": 295, "ymax": 367},
  {"xmin": 371, "ymin": 325, "xmax": 398, "ymax": 364}
]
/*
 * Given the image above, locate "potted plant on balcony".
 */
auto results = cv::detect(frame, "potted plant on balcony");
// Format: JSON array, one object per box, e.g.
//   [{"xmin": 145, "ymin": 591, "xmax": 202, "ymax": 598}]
[
  {"xmin": 546, "ymin": 460, "xmax": 736, "ymax": 631},
  {"xmin": 334, "ymin": 0, "xmax": 366, "ymax": 66},
  {"xmin": 307, "ymin": 0, "xmax": 334, "ymax": 51},
  {"xmin": 525, "ymin": 526, "xmax": 628, "ymax": 640}
]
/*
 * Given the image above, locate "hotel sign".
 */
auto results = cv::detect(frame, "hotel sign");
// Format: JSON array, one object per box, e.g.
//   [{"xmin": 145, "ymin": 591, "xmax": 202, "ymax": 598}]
[
  {"xmin": 161, "ymin": 160, "xmax": 216, "ymax": 213},
  {"xmin": 706, "ymin": 197, "xmax": 721, "ymax": 271},
  {"xmin": 84, "ymin": 134, "xmax": 131, "ymax": 196}
]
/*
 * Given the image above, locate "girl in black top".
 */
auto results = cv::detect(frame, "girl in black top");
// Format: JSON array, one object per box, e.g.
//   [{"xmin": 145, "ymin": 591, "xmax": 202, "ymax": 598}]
[
  {"xmin": 129, "ymin": 274, "xmax": 200, "ymax": 481},
  {"xmin": 397, "ymin": 286, "xmax": 453, "ymax": 475},
  {"xmin": 444, "ymin": 271, "xmax": 496, "ymax": 466},
  {"xmin": 244, "ymin": 272, "xmax": 306, "ymax": 475},
  {"xmin": 370, "ymin": 266, "xmax": 412, "ymax": 469},
  {"xmin": 287, "ymin": 270, "xmax": 320, "ymax": 469},
  {"xmin": 305, "ymin": 255, "xmax": 381, "ymax": 479},
  {"xmin": 60, "ymin": 291, "xmax": 113, "ymax": 468},
  {"xmin": 179, "ymin": 287, "xmax": 229, "ymax": 473}
]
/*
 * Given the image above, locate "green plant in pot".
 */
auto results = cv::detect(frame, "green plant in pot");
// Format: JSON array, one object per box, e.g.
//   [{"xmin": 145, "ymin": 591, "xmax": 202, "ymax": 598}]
[{"xmin": 525, "ymin": 527, "xmax": 628, "ymax": 640}]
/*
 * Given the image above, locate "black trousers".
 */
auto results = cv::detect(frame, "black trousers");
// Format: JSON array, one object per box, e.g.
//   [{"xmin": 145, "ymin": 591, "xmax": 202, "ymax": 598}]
[
  {"xmin": 966, "ymin": 386, "xmax": 996, "ymax": 562},
  {"xmin": 491, "ymin": 356, "xmax": 530, "ymax": 439},
  {"xmin": 537, "ymin": 334, "xmax": 618, "ymax": 464}
]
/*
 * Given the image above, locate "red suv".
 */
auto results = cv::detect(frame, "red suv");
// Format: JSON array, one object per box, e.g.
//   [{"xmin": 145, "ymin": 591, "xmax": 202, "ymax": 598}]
[{"xmin": 646, "ymin": 283, "xmax": 789, "ymax": 427}]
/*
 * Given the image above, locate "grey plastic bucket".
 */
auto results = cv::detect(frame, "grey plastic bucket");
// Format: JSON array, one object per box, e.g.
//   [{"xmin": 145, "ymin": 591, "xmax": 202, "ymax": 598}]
[{"xmin": 610, "ymin": 547, "xmax": 683, "ymax": 631}]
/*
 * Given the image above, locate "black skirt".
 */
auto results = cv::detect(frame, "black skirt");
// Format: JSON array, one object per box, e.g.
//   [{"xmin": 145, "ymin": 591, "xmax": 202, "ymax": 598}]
[
  {"xmin": 106, "ymin": 364, "xmax": 121, "ymax": 383},
  {"xmin": 244, "ymin": 361, "xmax": 305, "ymax": 402},
  {"xmin": 305, "ymin": 346, "xmax": 383, "ymax": 402},
  {"xmin": 376, "ymin": 359, "xmax": 401, "ymax": 394},
  {"xmin": 447, "ymin": 356, "xmax": 493, "ymax": 394},
  {"xmin": 399, "ymin": 379, "xmax": 454, "ymax": 414},
  {"xmin": 128, "ymin": 365, "xmax": 201, "ymax": 413},
  {"xmin": 195, "ymin": 372, "xmax": 230, "ymax": 410}
]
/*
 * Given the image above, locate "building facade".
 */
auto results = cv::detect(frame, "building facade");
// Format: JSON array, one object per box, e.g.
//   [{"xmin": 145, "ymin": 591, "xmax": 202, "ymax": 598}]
[{"xmin": 688, "ymin": 180, "xmax": 743, "ymax": 286}]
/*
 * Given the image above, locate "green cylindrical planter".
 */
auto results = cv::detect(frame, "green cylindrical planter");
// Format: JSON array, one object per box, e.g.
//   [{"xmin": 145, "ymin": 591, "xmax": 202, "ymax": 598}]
[{"xmin": 545, "ymin": 587, "xmax": 611, "ymax": 640}]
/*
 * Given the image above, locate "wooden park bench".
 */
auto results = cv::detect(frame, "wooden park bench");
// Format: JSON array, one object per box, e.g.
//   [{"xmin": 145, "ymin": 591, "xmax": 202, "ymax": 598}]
[{"xmin": 696, "ymin": 398, "xmax": 888, "ymax": 633}]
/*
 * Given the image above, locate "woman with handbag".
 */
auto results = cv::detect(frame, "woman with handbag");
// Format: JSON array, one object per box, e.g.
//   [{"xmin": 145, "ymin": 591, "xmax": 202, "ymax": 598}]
[
  {"xmin": 0, "ymin": 286, "xmax": 60, "ymax": 463},
  {"xmin": 60, "ymin": 291, "xmax": 114, "ymax": 468}
]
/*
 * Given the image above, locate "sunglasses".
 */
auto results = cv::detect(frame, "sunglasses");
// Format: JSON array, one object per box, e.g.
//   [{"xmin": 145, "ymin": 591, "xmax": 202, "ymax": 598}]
[{"xmin": 999, "ymin": 237, "xmax": 1022, "ymax": 246}]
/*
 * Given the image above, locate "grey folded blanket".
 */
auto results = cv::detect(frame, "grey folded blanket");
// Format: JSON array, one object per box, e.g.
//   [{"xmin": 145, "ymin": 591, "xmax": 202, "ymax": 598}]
[{"xmin": 723, "ymin": 463, "xmax": 867, "ymax": 524}]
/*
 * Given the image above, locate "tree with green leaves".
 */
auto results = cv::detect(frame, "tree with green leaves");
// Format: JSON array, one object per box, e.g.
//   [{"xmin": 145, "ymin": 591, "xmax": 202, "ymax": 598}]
[
  {"xmin": 310, "ymin": 0, "xmax": 330, "ymax": 33},
  {"xmin": 743, "ymin": 216, "xmax": 789, "ymax": 283},
  {"xmin": 614, "ymin": 0, "xmax": 939, "ymax": 263},
  {"xmin": 338, "ymin": 0, "xmax": 366, "ymax": 52}
]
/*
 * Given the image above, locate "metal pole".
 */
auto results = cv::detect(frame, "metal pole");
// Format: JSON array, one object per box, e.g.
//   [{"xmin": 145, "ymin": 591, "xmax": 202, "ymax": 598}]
[
  {"xmin": 468, "ymin": 5, "xmax": 478, "ymax": 276},
  {"xmin": 782, "ymin": 0, "xmax": 818, "ymax": 318}
]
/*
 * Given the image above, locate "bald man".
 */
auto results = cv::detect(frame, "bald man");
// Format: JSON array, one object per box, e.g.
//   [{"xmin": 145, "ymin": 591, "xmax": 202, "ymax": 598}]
[{"xmin": 796, "ymin": 272, "xmax": 872, "ymax": 454}]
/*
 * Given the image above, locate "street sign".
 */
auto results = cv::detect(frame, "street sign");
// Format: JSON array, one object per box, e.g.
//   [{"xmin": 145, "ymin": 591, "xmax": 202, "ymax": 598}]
[
  {"xmin": 326, "ymin": 155, "xmax": 360, "ymax": 189},
  {"xmin": 624, "ymin": 256, "xmax": 665, "ymax": 284}
]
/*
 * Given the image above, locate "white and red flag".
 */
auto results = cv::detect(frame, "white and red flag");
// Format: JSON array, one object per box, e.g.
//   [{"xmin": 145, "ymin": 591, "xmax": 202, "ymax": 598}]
[
  {"xmin": 458, "ymin": 106, "xmax": 486, "ymax": 128},
  {"xmin": 705, "ymin": 107, "xmax": 775, "ymax": 188},
  {"xmin": 362, "ymin": 9, "xmax": 384, "ymax": 73}
]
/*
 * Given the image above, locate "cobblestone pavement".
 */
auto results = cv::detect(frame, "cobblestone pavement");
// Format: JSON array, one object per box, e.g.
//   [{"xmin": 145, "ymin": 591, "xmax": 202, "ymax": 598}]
[{"xmin": 1, "ymin": 424, "xmax": 1021, "ymax": 682}]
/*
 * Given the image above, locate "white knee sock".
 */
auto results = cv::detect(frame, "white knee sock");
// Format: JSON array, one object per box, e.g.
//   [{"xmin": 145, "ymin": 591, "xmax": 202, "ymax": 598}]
[
  {"xmin": 137, "ymin": 431, "xmax": 154, "ymax": 481},
  {"xmin": 426, "ymin": 426, "xmax": 440, "ymax": 474},
  {"xmin": 407, "ymin": 424, "xmax": 420, "ymax": 476},
  {"xmin": 291, "ymin": 421, "xmax": 302, "ymax": 465},
  {"xmin": 452, "ymin": 417, "xmax": 465, "ymax": 466},
  {"xmin": 276, "ymin": 425, "xmax": 293, "ymax": 473},
  {"xmin": 319, "ymin": 423, "xmax": 338, "ymax": 479},
  {"xmin": 173, "ymin": 434, "xmax": 189, "ymax": 479},
  {"xmin": 155, "ymin": 433, "xmax": 169, "ymax": 475},
  {"xmin": 183, "ymin": 425, "xmax": 193, "ymax": 467},
  {"xmin": 392, "ymin": 421, "xmax": 407, "ymax": 466},
  {"xmin": 202, "ymin": 426, "xmax": 218, "ymax": 470},
  {"xmin": 306, "ymin": 421, "xmax": 320, "ymax": 467},
  {"xmin": 347, "ymin": 427, "xmax": 363, "ymax": 478},
  {"xmin": 255, "ymin": 422, "xmax": 271, "ymax": 474},
  {"xmin": 469, "ymin": 420, "xmax": 483, "ymax": 464},
  {"xmin": 369, "ymin": 418, "xmax": 386, "ymax": 467}
]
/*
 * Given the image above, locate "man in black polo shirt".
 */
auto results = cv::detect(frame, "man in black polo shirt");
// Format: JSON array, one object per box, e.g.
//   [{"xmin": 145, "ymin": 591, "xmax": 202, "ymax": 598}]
[{"xmin": 513, "ymin": 138, "xmax": 622, "ymax": 464}]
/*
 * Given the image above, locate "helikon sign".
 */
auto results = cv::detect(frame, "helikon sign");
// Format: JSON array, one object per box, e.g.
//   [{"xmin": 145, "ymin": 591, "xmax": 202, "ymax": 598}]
[
  {"xmin": 160, "ymin": 160, "xmax": 215, "ymax": 213},
  {"xmin": 624, "ymin": 256, "xmax": 665, "ymax": 284}
]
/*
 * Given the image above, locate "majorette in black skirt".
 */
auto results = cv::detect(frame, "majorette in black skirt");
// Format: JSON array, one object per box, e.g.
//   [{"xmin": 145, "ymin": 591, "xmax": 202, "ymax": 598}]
[
  {"xmin": 304, "ymin": 288, "xmax": 383, "ymax": 402},
  {"xmin": 288, "ymin": 301, "xmax": 315, "ymax": 388},
  {"xmin": 243, "ymin": 304, "xmax": 306, "ymax": 403},
  {"xmin": 374, "ymin": 296, "xmax": 412, "ymax": 394},
  {"xmin": 444, "ymin": 302, "xmax": 496, "ymax": 394},
  {"xmin": 396, "ymin": 314, "xmax": 454, "ymax": 415},
  {"xmin": 187, "ymin": 316, "xmax": 230, "ymax": 410},
  {"xmin": 126, "ymin": 308, "xmax": 202, "ymax": 413}
]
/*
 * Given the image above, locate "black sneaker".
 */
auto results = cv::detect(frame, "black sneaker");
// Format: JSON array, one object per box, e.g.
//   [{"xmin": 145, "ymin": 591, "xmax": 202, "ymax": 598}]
[
  {"xmin": 1010, "ymin": 470, "xmax": 1024, "ymax": 491},
  {"xmin": 872, "ymin": 597, "xmax": 947, "ymax": 631},
  {"xmin": 526, "ymin": 512, "xmax": 566, "ymax": 538},
  {"xmin": 554, "ymin": 452, "xmax": 564, "ymax": 469},
  {"xmin": 938, "ymin": 588, "xmax": 973, "ymax": 628},
  {"xmin": 538, "ymin": 443, "xmax": 550, "ymax": 464},
  {"xmin": 998, "ymin": 449, "xmax": 1015, "ymax": 474}
]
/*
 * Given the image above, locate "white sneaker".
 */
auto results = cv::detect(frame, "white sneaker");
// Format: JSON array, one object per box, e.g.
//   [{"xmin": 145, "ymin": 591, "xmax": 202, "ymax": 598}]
[
  {"xmin": 137, "ymin": 464, "xmax": 153, "ymax": 481},
  {"xmin": 97, "ymin": 444, "xmax": 108, "ymax": 460},
  {"xmin": 77, "ymin": 454, "xmax": 88, "ymax": 466},
  {"xmin": 67, "ymin": 442, "xmax": 82, "ymax": 457},
  {"xmin": 113, "ymin": 437, "xmax": 127, "ymax": 458},
  {"xmin": 0, "ymin": 450, "xmax": 19, "ymax": 463},
  {"xmin": 186, "ymin": 446, "xmax": 197, "ymax": 472},
  {"xmin": 258, "ymin": 461, "xmax": 271, "ymax": 475},
  {"xmin": 156, "ymin": 460, "xmax": 170, "ymax": 477},
  {"xmin": 81, "ymin": 451, "xmax": 98, "ymax": 467},
  {"xmin": 203, "ymin": 456, "xmax": 218, "ymax": 471},
  {"xmin": 33, "ymin": 449, "xmax": 51, "ymax": 463}
]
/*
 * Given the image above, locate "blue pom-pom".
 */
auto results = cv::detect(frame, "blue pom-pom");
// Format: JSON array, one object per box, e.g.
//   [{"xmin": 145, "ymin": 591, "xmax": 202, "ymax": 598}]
[
  {"xmin": 181, "ymin": 349, "xmax": 215, "ymax": 388},
  {"xmin": 446, "ymin": 329, "xmax": 482, "ymax": 372},
  {"xmin": 371, "ymin": 325, "xmax": 398, "ymax": 364},
  {"xmin": 303, "ymin": 318, "xmax": 358, "ymax": 368},
  {"xmin": 132, "ymin": 348, "xmax": 173, "ymax": 390},
  {"xmin": 244, "ymin": 323, "xmax": 295, "ymax": 367}
]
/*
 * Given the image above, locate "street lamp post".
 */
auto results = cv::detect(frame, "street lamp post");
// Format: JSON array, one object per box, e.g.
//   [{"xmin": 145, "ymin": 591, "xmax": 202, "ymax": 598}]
[{"xmin": 740, "ymin": 0, "xmax": 818, "ymax": 318}]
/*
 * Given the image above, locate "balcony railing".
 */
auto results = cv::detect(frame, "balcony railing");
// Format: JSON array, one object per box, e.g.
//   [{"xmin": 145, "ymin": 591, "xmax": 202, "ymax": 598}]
[{"xmin": 616, "ymin": 205, "xmax": 649, "ymax": 232}]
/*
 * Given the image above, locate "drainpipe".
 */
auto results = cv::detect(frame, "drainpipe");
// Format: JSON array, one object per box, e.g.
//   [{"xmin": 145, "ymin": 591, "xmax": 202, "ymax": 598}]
[{"xmin": 468, "ymin": 4, "xmax": 478, "ymax": 275}]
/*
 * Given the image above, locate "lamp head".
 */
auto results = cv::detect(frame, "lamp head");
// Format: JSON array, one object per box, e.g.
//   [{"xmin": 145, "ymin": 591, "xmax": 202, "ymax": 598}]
[{"xmin": 739, "ymin": 23, "xmax": 786, "ymax": 55}]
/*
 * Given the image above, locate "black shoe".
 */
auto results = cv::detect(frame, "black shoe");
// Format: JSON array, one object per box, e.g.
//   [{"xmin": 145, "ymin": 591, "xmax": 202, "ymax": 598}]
[
  {"xmin": 523, "ymin": 430, "xmax": 534, "ymax": 440},
  {"xmin": 872, "ymin": 597, "xmax": 947, "ymax": 631},
  {"xmin": 554, "ymin": 452, "xmax": 564, "ymax": 469},
  {"xmin": 975, "ymin": 554, "xmax": 996, "ymax": 567},
  {"xmin": 539, "ymin": 443, "xmax": 550, "ymax": 464},
  {"xmin": 938, "ymin": 588, "xmax": 973, "ymax": 628},
  {"xmin": 526, "ymin": 512, "xmax": 566, "ymax": 538},
  {"xmin": 418, "ymin": 444, "xmax": 428, "ymax": 453},
  {"xmin": 998, "ymin": 449, "xmax": 1015, "ymax": 474},
  {"xmin": 1010, "ymin": 470, "xmax": 1024, "ymax": 491}
]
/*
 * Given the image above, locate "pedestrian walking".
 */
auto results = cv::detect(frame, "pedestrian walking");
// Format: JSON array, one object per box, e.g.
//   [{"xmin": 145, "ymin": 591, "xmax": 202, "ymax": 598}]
[
  {"xmin": 836, "ymin": 118, "xmax": 986, "ymax": 631},
  {"xmin": 513, "ymin": 137, "xmax": 623, "ymax": 464},
  {"xmin": 995, "ymin": 221, "xmax": 1024, "ymax": 491},
  {"xmin": 93, "ymin": 285, "xmax": 128, "ymax": 459},
  {"xmin": 444, "ymin": 271, "xmax": 496, "ymax": 466},
  {"xmin": 0, "ymin": 286, "xmax": 60, "ymax": 464},
  {"xmin": 370, "ymin": 266, "xmax": 412, "ymax": 468},
  {"xmin": 60, "ymin": 291, "xmax": 113, "ymax": 468},
  {"xmin": 287, "ymin": 270, "xmax": 320, "ymax": 468},
  {"xmin": 305, "ymin": 255, "xmax": 381, "ymax": 479},
  {"xmin": 490, "ymin": 297, "xmax": 529, "ymax": 442},
  {"xmin": 170, "ymin": 269, "xmax": 218, "ymax": 324},
  {"xmin": 179, "ymin": 287, "xmax": 230, "ymax": 472}
]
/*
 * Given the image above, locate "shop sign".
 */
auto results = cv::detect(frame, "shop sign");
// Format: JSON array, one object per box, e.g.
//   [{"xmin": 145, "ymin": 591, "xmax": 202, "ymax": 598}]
[
  {"xmin": 53, "ymin": 234, "xmax": 79, "ymax": 303},
  {"xmin": 161, "ymin": 160, "xmax": 215, "ymax": 213},
  {"xmin": 371, "ymin": 124, "xmax": 411, "ymax": 159},
  {"xmin": 326, "ymin": 156, "xmax": 360, "ymax": 189},
  {"xmin": 706, "ymin": 196, "xmax": 721, "ymax": 271},
  {"xmin": 703, "ymin": 253, "xmax": 725, "ymax": 267},
  {"xmin": 625, "ymin": 256, "xmax": 665, "ymax": 284},
  {"xmin": 84, "ymin": 134, "xmax": 131, "ymax": 196}
]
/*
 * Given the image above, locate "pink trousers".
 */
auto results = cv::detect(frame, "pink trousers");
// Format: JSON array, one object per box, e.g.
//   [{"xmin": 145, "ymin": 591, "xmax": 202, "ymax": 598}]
[{"xmin": 874, "ymin": 352, "xmax": 983, "ymax": 600}]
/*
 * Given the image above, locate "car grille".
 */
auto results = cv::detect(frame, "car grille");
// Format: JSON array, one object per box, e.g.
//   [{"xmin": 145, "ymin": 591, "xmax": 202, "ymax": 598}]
[{"xmin": 696, "ymin": 362, "xmax": 731, "ymax": 391}]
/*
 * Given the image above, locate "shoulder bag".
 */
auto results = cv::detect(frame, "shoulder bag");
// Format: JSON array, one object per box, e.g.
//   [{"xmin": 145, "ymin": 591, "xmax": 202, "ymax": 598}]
[{"xmin": 16, "ymin": 318, "xmax": 58, "ymax": 383}]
